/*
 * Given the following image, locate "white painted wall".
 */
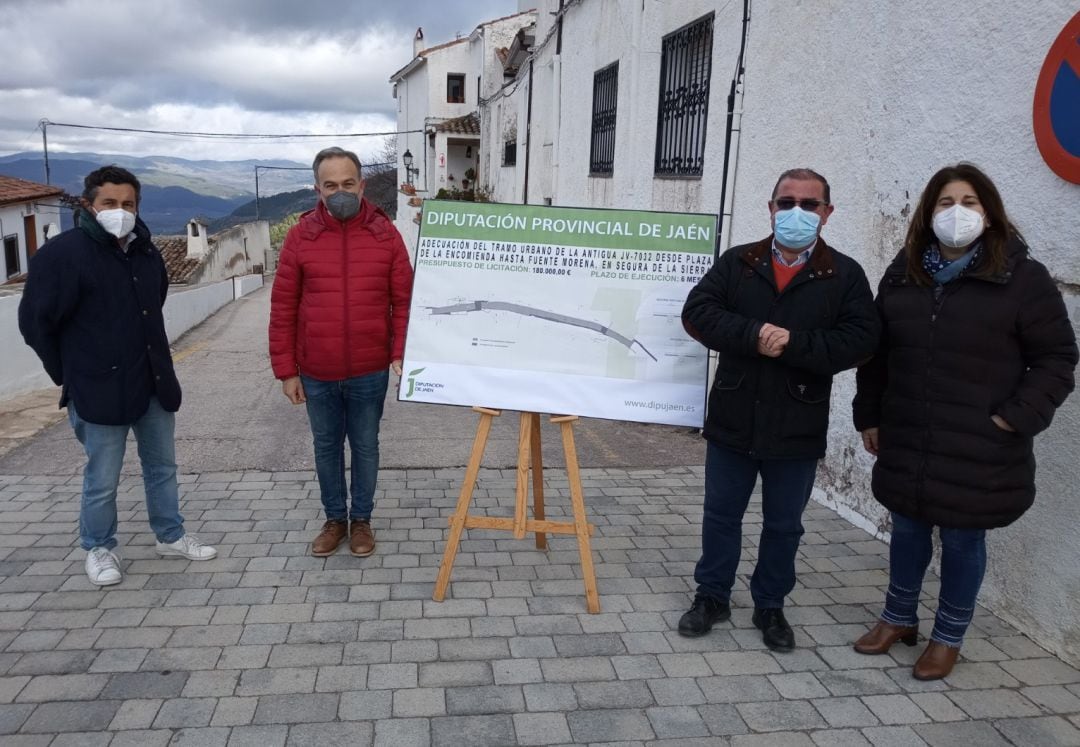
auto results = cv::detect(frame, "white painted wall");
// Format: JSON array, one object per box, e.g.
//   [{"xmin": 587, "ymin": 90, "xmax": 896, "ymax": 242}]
[
  {"xmin": 163, "ymin": 274, "xmax": 262, "ymax": 343},
  {"xmin": 233, "ymin": 273, "xmax": 264, "ymax": 298},
  {"xmin": 395, "ymin": 62, "xmax": 431, "ymax": 256},
  {"xmin": 0, "ymin": 294, "xmax": 53, "ymax": 395},
  {"xmin": 481, "ymin": 0, "xmax": 1080, "ymax": 663},
  {"xmin": 0, "ymin": 201, "xmax": 63, "ymax": 279},
  {"xmin": 1, "ymin": 275, "xmax": 264, "ymax": 401},
  {"xmin": 425, "ymin": 41, "xmax": 475, "ymax": 121},
  {"xmin": 189, "ymin": 221, "xmax": 271, "ymax": 285},
  {"xmin": 729, "ymin": 1, "xmax": 1080, "ymax": 664},
  {"xmin": 392, "ymin": 12, "xmax": 537, "ymax": 255}
]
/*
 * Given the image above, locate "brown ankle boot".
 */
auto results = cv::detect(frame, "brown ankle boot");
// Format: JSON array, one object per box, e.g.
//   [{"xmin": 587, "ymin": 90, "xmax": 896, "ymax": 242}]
[
  {"xmin": 913, "ymin": 641, "xmax": 960, "ymax": 680},
  {"xmin": 311, "ymin": 520, "xmax": 348, "ymax": 556},
  {"xmin": 854, "ymin": 621, "xmax": 919, "ymax": 655},
  {"xmin": 349, "ymin": 519, "xmax": 375, "ymax": 557}
]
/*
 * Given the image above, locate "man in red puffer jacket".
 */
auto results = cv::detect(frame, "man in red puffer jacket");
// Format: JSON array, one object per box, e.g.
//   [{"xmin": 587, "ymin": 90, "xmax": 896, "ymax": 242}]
[{"xmin": 269, "ymin": 146, "xmax": 413, "ymax": 559}]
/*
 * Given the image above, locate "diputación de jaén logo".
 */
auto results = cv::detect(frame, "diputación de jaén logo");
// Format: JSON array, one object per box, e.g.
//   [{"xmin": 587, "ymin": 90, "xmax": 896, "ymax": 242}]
[{"xmin": 404, "ymin": 368, "xmax": 426, "ymax": 398}]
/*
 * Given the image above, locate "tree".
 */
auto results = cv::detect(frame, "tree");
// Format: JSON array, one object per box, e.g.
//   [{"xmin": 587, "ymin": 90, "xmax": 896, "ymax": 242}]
[
  {"xmin": 270, "ymin": 212, "xmax": 301, "ymax": 250},
  {"xmin": 364, "ymin": 135, "xmax": 397, "ymax": 218}
]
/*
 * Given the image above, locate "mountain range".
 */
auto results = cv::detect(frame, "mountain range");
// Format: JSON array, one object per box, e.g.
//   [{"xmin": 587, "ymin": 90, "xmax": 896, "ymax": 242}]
[{"xmin": 0, "ymin": 151, "xmax": 315, "ymax": 234}]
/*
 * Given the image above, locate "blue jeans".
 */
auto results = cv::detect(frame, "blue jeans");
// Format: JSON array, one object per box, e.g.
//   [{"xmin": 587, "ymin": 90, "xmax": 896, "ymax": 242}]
[
  {"xmin": 302, "ymin": 370, "xmax": 389, "ymax": 522},
  {"xmin": 694, "ymin": 441, "xmax": 818, "ymax": 608},
  {"xmin": 881, "ymin": 512, "xmax": 986, "ymax": 648},
  {"xmin": 69, "ymin": 397, "xmax": 185, "ymax": 551}
]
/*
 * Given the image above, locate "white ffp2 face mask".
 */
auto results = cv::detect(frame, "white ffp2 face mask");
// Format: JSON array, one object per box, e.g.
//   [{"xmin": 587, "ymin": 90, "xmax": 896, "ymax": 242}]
[
  {"xmin": 95, "ymin": 208, "xmax": 136, "ymax": 239},
  {"xmin": 932, "ymin": 204, "xmax": 985, "ymax": 248}
]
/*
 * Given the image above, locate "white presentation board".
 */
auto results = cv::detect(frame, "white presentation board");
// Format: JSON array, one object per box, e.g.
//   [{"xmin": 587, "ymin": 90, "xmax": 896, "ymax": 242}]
[{"xmin": 398, "ymin": 200, "xmax": 715, "ymax": 427}]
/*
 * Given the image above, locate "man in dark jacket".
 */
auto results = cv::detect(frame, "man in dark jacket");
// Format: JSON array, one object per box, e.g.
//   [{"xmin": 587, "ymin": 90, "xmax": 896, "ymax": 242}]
[
  {"xmin": 269, "ymin": 147, "xmax": 413, "ymax": 559},
  {"xmin": 19, "ymin": 166, "xmax": 216, "ymax": 587},
  {"xmin": 678, "ymin": 168, "xmax": 879, "ymax": 650}
]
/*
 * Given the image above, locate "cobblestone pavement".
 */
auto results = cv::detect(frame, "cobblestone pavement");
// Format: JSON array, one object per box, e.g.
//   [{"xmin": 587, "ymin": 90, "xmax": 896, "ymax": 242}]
[{"xmin": 0, "ymin": 467, "xmax": 1078, "ymax": 746}]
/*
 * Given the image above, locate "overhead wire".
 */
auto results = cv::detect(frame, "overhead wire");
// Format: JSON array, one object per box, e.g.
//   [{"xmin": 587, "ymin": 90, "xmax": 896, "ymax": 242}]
[{"xmin": 39, "ymin": 120, "xmax": 422, "ymax": 141}]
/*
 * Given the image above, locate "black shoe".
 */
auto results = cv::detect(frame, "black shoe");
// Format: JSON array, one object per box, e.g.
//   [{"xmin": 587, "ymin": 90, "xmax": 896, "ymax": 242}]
[
  {"xmin": 677, "ymin": 594, "xmax": 731, "ymax": 637},
  {"xmin": 752, "ymin": 607, "xmax": 795, "ymax": 652}
]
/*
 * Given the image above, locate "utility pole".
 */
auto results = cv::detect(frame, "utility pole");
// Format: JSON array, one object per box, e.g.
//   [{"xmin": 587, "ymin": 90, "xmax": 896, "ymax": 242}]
[{"xmin": 39, "ymin": 119, "xmax": 51, "ymax": 185}]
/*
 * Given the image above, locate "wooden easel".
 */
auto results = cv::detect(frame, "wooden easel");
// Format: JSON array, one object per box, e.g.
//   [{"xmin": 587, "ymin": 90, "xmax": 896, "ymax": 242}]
[{"xmin": 433, "ymin": 407, "xmax": 600, "ymax": 613}]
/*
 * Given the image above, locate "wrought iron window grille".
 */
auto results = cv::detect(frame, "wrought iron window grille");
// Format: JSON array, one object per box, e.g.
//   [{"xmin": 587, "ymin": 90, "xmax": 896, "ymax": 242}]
[
  {"xmin": 654, "ymin": 13, "xmax": 714, "ymax": 178},
  {"xmin": 590, "ymin": 62, "xmax": 619, "ymax": 175}
]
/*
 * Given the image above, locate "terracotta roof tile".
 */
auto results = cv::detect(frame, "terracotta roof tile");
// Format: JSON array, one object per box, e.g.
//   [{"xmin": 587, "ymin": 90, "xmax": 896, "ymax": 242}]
[
  {"xmin": 477, "ymin": 9, "xmax": 536, "ymax": 29},
  {"xmin": 156, "ymin": 235, "xmax": 202, "ymax": 284},
  {"xmin": 434, "ymin": 112, "xmax": 480, "ymax": 135},
  {"xmin": 418, "ymin": 36, "xmax": 468, "ymax": 57},
  {"xmin": 0, "ymin": 174, "xmax": 64, "ymax": 207}
]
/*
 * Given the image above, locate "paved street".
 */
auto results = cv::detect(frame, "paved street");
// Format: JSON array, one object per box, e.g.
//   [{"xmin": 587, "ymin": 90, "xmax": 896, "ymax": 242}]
[
  {"xmin": 0, "ymin": 286, "xmax": 706, "ymax": 476},
  {"xmin": 0, "ymin": 285, "xmax": 1079, "ymax": 745}
]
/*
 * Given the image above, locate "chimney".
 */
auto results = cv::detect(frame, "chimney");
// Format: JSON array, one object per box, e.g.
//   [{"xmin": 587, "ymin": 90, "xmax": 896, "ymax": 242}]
[
  {"xmin": 186, "ymin": 219, "xmax": 210, "ymax": 259},
  {"xmin": 414, "ymin": 27, "xmax": 424, "ymax": 57}
]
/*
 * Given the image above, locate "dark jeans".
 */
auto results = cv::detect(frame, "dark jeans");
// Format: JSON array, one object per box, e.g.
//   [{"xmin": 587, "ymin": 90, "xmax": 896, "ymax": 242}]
[
  {"xmin": 881, "ymin": 511, "xmax": 986, "ymax": 648},
  {"xmin": 694, "ymin": 441, "xmax": 818, "ymax": 609},
  {"xmin": 302, "ymin": 370, "xmax": 389, "ymax": 522}
]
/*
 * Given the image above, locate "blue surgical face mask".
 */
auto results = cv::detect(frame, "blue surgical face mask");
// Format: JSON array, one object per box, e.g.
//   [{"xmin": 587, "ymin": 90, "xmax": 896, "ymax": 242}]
[{"xmin": 773, "ymin": 206, "xmax": 821, "ymax": 250}]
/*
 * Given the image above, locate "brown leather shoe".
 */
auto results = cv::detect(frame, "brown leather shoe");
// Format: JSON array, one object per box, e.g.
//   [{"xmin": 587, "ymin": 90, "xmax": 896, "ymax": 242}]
[
  {"xmin": 854, "ymin": 621, "xmax": 919, "ymax": 655},
  {"xmin": 349, "ymin": 519, "xmax": 375, "ymax": 557},
  {"xmin": 913, "ymin": 641, "xmax": 960, "ymax": 680},
  {"xmin": 311, "ymin": 520, "xmax": 348, "ymax": 556}
]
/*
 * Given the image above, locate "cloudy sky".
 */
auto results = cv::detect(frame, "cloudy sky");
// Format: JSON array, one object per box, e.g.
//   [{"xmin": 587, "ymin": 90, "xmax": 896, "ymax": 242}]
[{"xmin": 0, "ymin": 0, "xmax": 523, "ymax": 164}]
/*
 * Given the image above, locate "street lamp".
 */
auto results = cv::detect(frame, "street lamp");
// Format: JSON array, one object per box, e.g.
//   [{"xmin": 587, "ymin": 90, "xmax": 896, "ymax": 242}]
[{"xmin": 402, "ymin": 149, "xmax": 419, "ymax": 185}]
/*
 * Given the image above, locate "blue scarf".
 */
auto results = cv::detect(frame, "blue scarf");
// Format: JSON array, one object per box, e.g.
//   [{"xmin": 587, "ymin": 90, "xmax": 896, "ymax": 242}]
[{"xmin": 922, "ymin": 242, "xmax": 981, "ymax": 284}]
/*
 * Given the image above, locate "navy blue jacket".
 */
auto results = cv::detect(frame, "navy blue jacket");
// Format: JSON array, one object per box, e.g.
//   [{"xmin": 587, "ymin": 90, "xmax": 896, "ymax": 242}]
[
  {"xmin": 18, "ymin": 210, "xmax": 181, "ymax": 425},
  {"xmin": 683, "ymin": 236, "xmax": 880, "ymax": 459}
]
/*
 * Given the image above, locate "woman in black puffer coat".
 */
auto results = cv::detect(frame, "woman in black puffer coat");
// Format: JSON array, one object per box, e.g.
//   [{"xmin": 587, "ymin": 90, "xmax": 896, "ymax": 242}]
[{"xmin": 851, "ymin": 163, "xmax": 1077, "ymax": 681}]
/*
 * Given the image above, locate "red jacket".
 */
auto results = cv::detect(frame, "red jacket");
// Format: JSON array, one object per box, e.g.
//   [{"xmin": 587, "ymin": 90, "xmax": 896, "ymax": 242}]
[{"xmin": 269, "ymin": 198, "xmax": 413, "ymax": 381}]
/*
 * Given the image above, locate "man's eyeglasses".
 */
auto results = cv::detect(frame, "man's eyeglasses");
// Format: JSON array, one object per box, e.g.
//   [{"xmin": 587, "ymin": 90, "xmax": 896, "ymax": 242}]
[{"xmin": 772, "ymin": 198, "xmax": 828, "ymax": 211}]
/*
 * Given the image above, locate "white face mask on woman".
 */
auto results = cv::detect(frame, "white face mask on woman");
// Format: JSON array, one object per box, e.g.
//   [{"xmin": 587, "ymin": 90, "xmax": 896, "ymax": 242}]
[
  {"xmin": 95, "ymin": 208, "xmax": 136, "ymax": 239},
  {"xmin": 932, "ymin": 204, "xmax": 985, "ymax": 248}
]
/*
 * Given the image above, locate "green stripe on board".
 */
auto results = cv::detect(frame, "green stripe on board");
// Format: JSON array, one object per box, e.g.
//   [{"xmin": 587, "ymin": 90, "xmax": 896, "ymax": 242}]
[{"xmin": 420, "ymin": 200, "xmax": 716, "ymax": 253}]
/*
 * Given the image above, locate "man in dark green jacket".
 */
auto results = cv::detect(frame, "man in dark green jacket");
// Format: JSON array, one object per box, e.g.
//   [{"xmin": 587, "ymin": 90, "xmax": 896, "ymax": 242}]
[
  {"xmin": 19, "ymin": 166, "xmax": 216, "ymax": 587},
  {"xmin": 677, "ymin": 168, "xmax": 879, "ymax": 650}
]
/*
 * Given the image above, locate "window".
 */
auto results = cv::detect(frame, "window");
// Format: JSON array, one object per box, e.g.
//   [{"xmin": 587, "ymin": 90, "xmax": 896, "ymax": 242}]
[
  {"xmin": 503, "ymin": 141, "xmax": 517, "ymax": 166},
  {"xmin": 447, "ymin": 73, "xmax": 466, "ymax": 103},
  {"xmin": 589, "ymin": 62, "xmax": 619, "ymax": 175},
  {"xmin": 654, "ymin": 13, "xmax": 714, "ymax": 177},
  {"xmin": 3, "ymin": 235, "xmax": 19, "ymax": 278}
]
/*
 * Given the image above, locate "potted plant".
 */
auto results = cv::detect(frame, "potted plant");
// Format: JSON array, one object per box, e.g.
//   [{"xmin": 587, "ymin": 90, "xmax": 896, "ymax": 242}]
[{"xmin": 400, "ymin": 182, "xmax": 416, "ymax": 195}]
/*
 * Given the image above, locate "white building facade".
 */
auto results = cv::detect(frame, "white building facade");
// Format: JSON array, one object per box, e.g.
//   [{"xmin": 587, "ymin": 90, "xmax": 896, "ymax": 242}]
[
  {"xmin": 462, "ymin": 0, "xmax": 1080, "ymax": 663},
  {"xmin": 0, "ymin": 175, "xmax": 64, "ymax": 282},
  {"xmin": 389, "ymin": 11, "xmax": 537, "ymax": 255}
]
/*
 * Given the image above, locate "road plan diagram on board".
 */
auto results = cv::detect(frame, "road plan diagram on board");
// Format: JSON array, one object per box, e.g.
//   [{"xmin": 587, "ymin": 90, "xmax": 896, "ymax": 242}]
[{"xmin": 399, "ymin": 201, "xmax": 716, "ymax": 427}]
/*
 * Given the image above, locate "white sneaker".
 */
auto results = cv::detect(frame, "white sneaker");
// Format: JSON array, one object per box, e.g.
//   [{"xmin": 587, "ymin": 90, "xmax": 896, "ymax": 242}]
[
  {"xmin": 156, "ymin": 534, "xmax": 218, "ymax": 560},
  {"xmin": 85, "ymin": 547, "xmax": 122, "ymax": 586}
]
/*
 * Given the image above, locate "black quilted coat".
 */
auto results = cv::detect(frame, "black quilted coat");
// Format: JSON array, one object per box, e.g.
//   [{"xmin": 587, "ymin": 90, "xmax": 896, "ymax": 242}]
[{"xmin": 853, "ymin": 237, "xmax": 1077, "ymax": 528}]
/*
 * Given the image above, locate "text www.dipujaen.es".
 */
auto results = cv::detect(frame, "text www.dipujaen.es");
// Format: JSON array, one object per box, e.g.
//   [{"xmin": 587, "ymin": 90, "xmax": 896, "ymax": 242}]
[{"xmin": 624, "ymin": 400, "xmax": 694, "ymax": 412}]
